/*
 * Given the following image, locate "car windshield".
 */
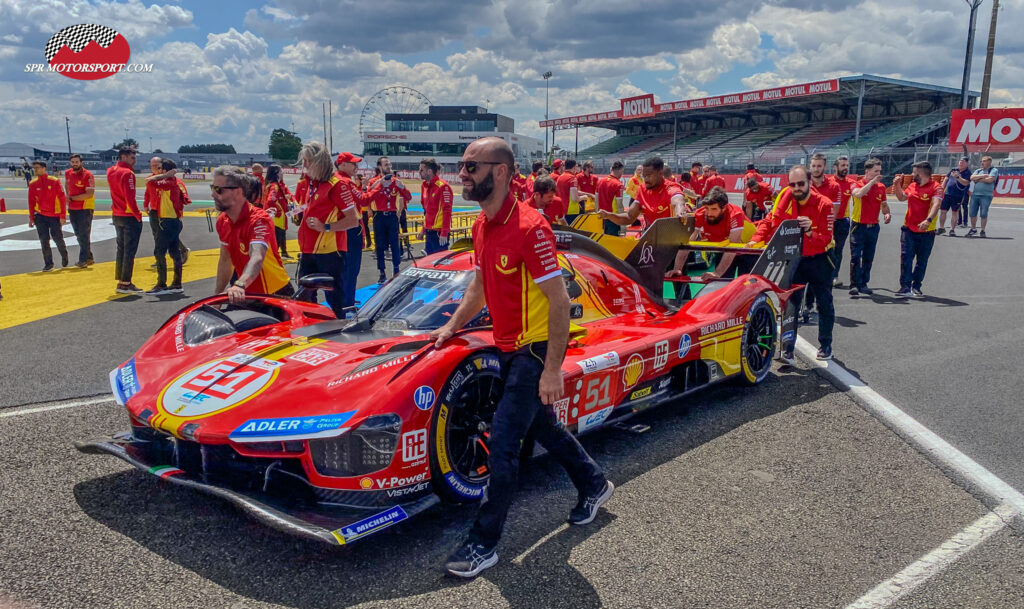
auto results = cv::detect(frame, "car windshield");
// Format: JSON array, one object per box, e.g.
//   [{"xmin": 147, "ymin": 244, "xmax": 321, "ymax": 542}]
[{"xmin": 358, "ymin": 267, "xmax": 490, "ymax": 331}]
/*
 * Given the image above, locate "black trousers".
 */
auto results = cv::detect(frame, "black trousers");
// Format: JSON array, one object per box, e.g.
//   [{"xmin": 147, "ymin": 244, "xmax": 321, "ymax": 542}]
[
  {"xmin": 298, "ymin": 251, "xmax": 347, "ymax": 318},
  {"xmin": 789, "ymin": 253, "xmax": 834, "ymax": 351},
  {"xmin": 113, "ymin": 215, "xmax": 142, "ymax": 283},
  {"xmin": 68, "ymin": 209, "xmax": 93, "ymax": 264},
  {"xmin": 900, "ymin": 227, "xmax": 936, "ymax": 291},
  {"xmin": 373, "ymin": 212, "xmax": 401, "ymax": 274},
  {"xmin": 468, "ymin": 342, "xmax": 605, "ymax": 549},
  {"xmin": 275, "ymin": 226, "xmax": 290, "ymax": 257},
  {"xmin": 148, "ymin": 209, "xmax": 188, "ymax": 258},
  {"xmin": 34, "ymin": 214, "xmax": 67, "ymax": 266},
  {"xmin": 154, "ymin": 217, "xmax": 183, "ymax": 286},
  {"xmin": 849, "ymin": 222, "xmax": 880, "ymax": 289}
]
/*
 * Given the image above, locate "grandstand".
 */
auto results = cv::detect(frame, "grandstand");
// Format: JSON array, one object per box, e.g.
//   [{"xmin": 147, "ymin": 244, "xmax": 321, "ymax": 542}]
[{"xmin": 558, "ymin": 75, "xmax": 978, "ymax": 176}]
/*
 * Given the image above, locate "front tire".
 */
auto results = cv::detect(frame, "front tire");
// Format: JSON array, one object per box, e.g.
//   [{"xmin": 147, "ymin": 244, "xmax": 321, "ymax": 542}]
[
  {"xmin": 428, "ymin": 352, "xmax": 503, "ymax": 504},
  {"xmin": 738, "ymin": 293, "xmax": 778, "ymax": 385}
]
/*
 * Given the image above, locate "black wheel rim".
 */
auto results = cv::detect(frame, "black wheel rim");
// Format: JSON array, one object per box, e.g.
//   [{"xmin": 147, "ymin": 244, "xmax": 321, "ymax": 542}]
[
  {"xmin": 745, "ymin": 305, "xmax": 776, "ymax": 377},
  {"xmin": 445, "ymin": 372, "xmax": 502, "ymax": 484}
]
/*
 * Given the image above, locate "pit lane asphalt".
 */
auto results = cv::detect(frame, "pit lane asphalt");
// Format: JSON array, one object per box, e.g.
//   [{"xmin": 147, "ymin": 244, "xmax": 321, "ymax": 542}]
[{"xmin": 2, "ymin": 362, "xmax": 1022, "ymax": 609}]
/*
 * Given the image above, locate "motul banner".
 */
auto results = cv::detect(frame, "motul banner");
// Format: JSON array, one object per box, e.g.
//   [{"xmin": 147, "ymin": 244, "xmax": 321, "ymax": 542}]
[
  {"xmin": 621, "ymin": 94, "xmax": 656, "ymax": 120},
  {"xmin": 949, "ymin": 108, "xmax": 1024, "ymax": 152}
]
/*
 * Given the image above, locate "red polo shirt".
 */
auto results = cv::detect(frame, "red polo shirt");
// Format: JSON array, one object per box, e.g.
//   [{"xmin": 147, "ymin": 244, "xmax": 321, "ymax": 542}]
[
  {"xmin": 636, "ymin": 179, "xmax": 682, "ymax": 222},
  {"xmin": 555, "ymin": 172, "xmax": 579, "ymax": 214},
  {"xmin": 744, "ymin": 170, "xmax": 763, "ymax": 182},
  {"xmin": 297, "ymin": 176, "xmax": 355, "ymax": 254},
  {"xmin": 904, "ymin": 180, "xmax": 943, "ymax": 233},
  {"xmin": 694, "ymin": 203, "xmax": 745, "ymax": 242},
  {"xmin": 832, "ymin": 174, "xmax": 855, "ymax": 220},
  {"xmin": 367, "ymin": 175, "xmax": 411, "ymax": 213},
  {"xmin": 217, "ymin": 203, "xmax": 290, "ymax": 294},
  {"xmin": 596, "ymin": 174, "xmax": 624, "ymax": 213},
  {"xmin": 752, "ymin": 188, "xmax": 834, "ymax": 257},
  {"xmin": 28, "ymin": 174, "xmax": 67, "ymax": 219},
  {"xmin": 422, "ymin": 176, "xmax": 454, "ymax": 236},
  {"xmin": 704, "ymin": 174, "xmax": 726, "ymax": 192},
  {"xmin": 107, "ymin": 161, "xmax": 141, "ymax": 220},
  {"xmin": 576, "ymin": 172, "xmax": 598, "ymax": 196},
  {"xmin": 264, "ymin": 181, "xmax": 292, "ymax": 229},
  {"xmin": 745, "ymin": 181, "xmax": 774, "ymax": 212},
  {"xmin": 811, "ymin": 175, "xmax": 842, "ymax": 220},
  {"xmin": 64, "ymin": 168, "xmax": 95, "ymax": 211},
  {"xmin": 690, "ymin": 171, "xmax": 705, "ymax": 196},
  {"xmin": 473, "ymin": 194, "xmax": 562, "ymax": 351},
  {"xmin": 851, "ymin": 180, "xmax": 887, "ymax": 225}
]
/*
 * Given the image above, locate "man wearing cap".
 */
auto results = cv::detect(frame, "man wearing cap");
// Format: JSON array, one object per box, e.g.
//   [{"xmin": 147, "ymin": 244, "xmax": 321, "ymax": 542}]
[
  {"xmin": 367, "ymin": 156, "xmax": 411, "ymax": 283},
  {"xmin": 939, "ymin": 157, "xmax": 970, "ymax": 236},
  {"xmin": 27, "ymin": 160, "xmax": 69, "ymax": 271},
  {"xmin": 893, "ymin": 162, "xmax": 943, "ymax": 298},
  {"xmin": 335, "ymin": 152, "xmax": 374, "ymax": 308}
]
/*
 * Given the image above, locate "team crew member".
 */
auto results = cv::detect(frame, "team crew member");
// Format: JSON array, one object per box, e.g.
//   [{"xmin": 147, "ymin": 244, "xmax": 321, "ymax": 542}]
[
  {"xmin": 690, "ymin": 162, "xmax": 705, "ymax": 197},
  {"xmin": 529, "ymin": 175, "xmax": 562, "ymax": 224},
  {"xmin": 550, "ymin": 158, "xmax": 564, "ymax": 180},
  {"xmin": 263, "ymin": 164, "xmax": 294, "ymax": 260},
  {"xmin": 352, "ymin": 172, "xmax": 373, "ymax": 249},
  {"xmin": 597, "ymin": 156, "xmax": 685, "ymax": 228},
  {"xmin": 966, "ymin": 155, "xmax": 998, "ymax": 238},
  {"xmin": 510, "ymin": 163, "xmax": 528, "ymax": 201},
  {"xmin": 848, "ymin": 158, "xmax": 891, "ymax": 295},
  {"xmin": 802, "ymin": 153, "xmax": 841, "ymax": 320},
  {"xmin": 367, "ymin": 156, "xmax": 411, "ymax": 283},
  {"xmin": 144, "ymin": 157, "xmax": 190, "ymax": 267},
  {"xmin": 575, "ymin": 160, "xmax": 599, "ymax": 213},
  {"xmin": 213, "ymin": 166, "xmax": 293, "ymax": 304},
  {"xmin": 939, "ymin": 157, "xmax": 970, "ymax": 236},
  {"xmin": 625, "ymin": 164, "xmax": 643, "ymax": 204},
  {"xmin": 667, "ymin": 187, "xmax": 749, "ymax": 281},
  {"xmin": 744, "ymin": 178, "xmax": 774, "ymax": 221},
  {"xmin": 704, "ymin": 165, "xmax": 726, "ymax": 193},
  {"xmin": 332, "ymin": 152, "xmax": 373, "ymax": 309},
  {"xmin": 250, "ymin": 163, "xmax": 266, "ymax": 207},
  {"xmin": 64, "ymin": 154, "xmax": 95, "ymax": 267},
  {"xmin": 107, "ymin": 148, "xmax": 144, "ymax": 293},
  {"xmin": 295, "ymin": 143, "xmax": 361, "ymax": 316},
  {"xmin": 749, "ymin": 165, "xmax": 835, "ymax": 361},
  {"xmin": 596, "ymin": 161, "xmax": 625, "ymax": 235},
  {"xmin": 556, "ymin": 159, "xmax": 581, "ymax": 223},
  {"xmin": 419, "ymin": 157, "xmax": 454, "ymax": 254},
  {"xmin": 830, "ymin": 156, "xmax": 855, "ymax": 286},
  {"xmin": 894, "ymin": 162, "xmax": 943, "ymax": 298},
  {"xmin": 744, "ymin": 163, "xmax": 763, "ymax": 182},
  {"xmin": 677, "ymin": 172, "xmax": 700, "ymax": 210},
  {"xmin": 147, "ymin": 159, "xmax": 187, "ymax": 294},
  {"xmin": 526, "ymin": 160, "xmax": 544, "ymax": 197},
  {"xmin": 27, "ymin": 160, "xmax": 69, "ymax": 271},
  {"xmin": 431, "ymin": 137, "xmax": 611, "ymax": 579}
]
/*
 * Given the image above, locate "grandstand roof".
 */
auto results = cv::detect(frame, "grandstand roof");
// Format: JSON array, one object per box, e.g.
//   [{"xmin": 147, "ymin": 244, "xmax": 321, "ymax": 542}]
[{"xmin": 541, "ymin": 75, "xmax": 981, "ymax": 132}]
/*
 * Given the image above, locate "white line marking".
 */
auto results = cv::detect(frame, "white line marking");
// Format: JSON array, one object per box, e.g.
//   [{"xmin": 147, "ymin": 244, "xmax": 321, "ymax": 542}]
[
  {"xmin": 511, "ymin": 523, "xmax": 569, "ymax": 564},
  {"xmin": 0, "ymin": 396, "xmax": 113, "ymax": 419},
  {"xmin": 844, "ymin": 503, "xmax": 1015, "ymax": 609},
  {"xmin": 795, "ymin": 336, "xmax": 1024, "ymax": 516}
]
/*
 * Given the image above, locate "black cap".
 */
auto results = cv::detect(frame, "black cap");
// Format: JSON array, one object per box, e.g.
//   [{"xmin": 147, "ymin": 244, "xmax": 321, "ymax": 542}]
[
  {"xmin": 912, "ymin": 161, "xmax": 933, "ymax": 172},
  {"xmin": 959, "ymin": 156, "xmax": 970, "ymax": 162}
]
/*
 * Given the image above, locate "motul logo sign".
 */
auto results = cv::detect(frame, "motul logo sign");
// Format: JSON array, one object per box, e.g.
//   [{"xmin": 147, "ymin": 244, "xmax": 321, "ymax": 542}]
[
  {"xmin": 621, "ymin": 94, "xmax": 655, "ymax": 119},
  {"xmin": 949, "ymin": 109, "xmax": 1024, "ymax": 152}
]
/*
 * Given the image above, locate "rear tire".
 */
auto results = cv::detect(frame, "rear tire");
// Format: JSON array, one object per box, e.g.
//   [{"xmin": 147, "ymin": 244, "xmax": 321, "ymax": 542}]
[
  {"xmin": 738, "ymin": 293, "xmax": 778, "ymax": 385},
  {"xmin": 428, "ymin": 352, "xmax": 503, "ymax": 504}
]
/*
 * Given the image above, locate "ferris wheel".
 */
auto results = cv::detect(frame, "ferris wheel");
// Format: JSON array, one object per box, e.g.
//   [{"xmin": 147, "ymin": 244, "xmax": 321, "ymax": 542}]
[{"xmin": 358, "ymin": 86, "xmax": 431, "ymax": 138}]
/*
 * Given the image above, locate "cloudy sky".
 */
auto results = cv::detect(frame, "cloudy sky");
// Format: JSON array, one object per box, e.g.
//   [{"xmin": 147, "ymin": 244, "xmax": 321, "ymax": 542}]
[{"xmin": 1, "ymin": 0, "xmax": 1021, "ymax": 155}]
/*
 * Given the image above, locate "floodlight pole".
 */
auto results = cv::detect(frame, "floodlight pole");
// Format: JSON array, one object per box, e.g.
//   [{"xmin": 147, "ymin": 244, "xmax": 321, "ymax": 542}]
[
  {"xmin": 543, "ymin": 71, "xmax": 552, "ymax": 156},
  {"xmin": 960, "ymin": 0, "xmax": 984, "ymax": 110},
  {"xmin": 980, "ymin": 0, "xmax": 999, "ymax": 108},
  {"xmin": 65, "ymin": 117, "xmax": 71, "ymax": 156}
]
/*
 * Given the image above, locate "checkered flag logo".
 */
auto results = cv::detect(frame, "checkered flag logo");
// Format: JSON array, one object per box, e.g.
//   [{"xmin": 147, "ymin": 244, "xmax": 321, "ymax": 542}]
[{"xmin": 45, "ymin": 24, "xmax": 120, "ymax": 62}]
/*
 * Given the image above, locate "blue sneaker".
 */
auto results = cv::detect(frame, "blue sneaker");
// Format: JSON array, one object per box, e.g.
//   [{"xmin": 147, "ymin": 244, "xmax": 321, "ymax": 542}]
[
  {"xmin": 896, "ymin": 288, "xmax": 912, "ymax": 298},
  {"xmin": 568, "ymin": 480, "xmax": 615, "ymax": 525}
]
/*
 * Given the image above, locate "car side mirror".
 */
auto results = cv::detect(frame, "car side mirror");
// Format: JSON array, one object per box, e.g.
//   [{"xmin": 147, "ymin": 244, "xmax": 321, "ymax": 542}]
[{"xmin": 298, "ymin": 274, "xmax": 335, "ymax": 292}]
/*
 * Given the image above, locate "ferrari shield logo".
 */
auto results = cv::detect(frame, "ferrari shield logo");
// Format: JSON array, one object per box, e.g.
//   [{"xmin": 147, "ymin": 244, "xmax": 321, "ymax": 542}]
[{"xmin": 500, "ymin": 254, "xmax": 509, "ymax": 268}]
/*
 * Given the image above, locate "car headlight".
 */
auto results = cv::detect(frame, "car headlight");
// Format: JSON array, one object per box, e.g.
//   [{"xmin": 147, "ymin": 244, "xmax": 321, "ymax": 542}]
[{"xmin": 309, "ymin": 414, "xmax": 401, "ymax": 477}]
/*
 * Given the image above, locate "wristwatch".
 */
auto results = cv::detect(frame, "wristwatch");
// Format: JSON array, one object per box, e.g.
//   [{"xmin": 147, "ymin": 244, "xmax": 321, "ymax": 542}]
[
  {"xmin": 233, "ymin": 280, "xmax": 246, "ymax": 289},
  {"xmin": 324, "ymin": 222, "xmax": 331, "ymax": 232}
]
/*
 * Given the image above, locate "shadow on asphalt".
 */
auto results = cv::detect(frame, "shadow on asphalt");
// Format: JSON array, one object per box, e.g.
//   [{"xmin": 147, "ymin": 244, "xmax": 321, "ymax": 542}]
[
  {"xmin": 72, "ymin": 367, "xmax": 831, "ymax": 609},
  {"xmin": 834, "ymin": 316, "xmax": 867, "ymax": 329}
]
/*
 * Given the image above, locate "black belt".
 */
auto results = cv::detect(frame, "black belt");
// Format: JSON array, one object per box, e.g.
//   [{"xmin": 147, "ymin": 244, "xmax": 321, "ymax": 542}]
[{"xmin": 373, "ymin": 211, "xmax": 396, "ymax": 216}]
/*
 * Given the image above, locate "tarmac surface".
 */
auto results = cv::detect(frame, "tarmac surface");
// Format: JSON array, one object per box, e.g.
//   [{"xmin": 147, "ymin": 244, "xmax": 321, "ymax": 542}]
[{"xmin": 1, "ymin": 177, "xmax": 1023, "ymax": 608}]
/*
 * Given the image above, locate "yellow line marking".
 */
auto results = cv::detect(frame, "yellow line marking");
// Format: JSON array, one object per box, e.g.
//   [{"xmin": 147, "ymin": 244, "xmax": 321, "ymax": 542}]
[
  {"xmin": 0, "ymin": 239, "xmax": 297, "ymax": 331},
  {"xmin": 2, "ymin": 208, "xmax": 216, "ymax": 218}
]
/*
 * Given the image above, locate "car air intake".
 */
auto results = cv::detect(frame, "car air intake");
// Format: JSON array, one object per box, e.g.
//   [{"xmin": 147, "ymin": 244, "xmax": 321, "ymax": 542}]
[{"xmin": 308, "ymin": 414, "xmax": 401, "ymax": 477}]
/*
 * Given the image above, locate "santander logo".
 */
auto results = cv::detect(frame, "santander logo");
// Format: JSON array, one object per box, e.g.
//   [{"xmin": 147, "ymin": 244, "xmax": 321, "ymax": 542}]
[{"xmin": 44, "ymin": 24, "xmax": 131, "ymax": 81}]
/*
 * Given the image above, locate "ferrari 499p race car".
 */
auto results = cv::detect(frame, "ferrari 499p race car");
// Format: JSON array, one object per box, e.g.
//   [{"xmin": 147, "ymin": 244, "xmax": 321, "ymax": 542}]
[{"xmin": 77, "ymin": 215, "xmax": 804, "ymax": 546}]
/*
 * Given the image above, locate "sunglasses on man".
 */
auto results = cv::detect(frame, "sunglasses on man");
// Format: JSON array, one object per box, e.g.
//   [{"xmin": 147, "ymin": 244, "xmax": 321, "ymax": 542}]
[
  {"xmin": 458, "ymin": 160, "xmax": 504, "ymax": 174},
  {"xmin": 788, "ymin": 180, "xmax": 807, "ymax": 188},
  {"xmin": 210, "ymin": 185, "xmax": 241, "ymax": 194}
]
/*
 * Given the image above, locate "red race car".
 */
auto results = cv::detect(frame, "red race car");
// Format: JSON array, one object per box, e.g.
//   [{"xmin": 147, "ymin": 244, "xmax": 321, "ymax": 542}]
[{"xmin": 77, "ymin": 217, "xmax": 804, "ymax": 545}]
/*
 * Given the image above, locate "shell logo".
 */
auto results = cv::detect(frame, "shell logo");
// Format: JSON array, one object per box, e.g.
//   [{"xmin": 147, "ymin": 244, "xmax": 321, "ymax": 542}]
[
  {"xmin": 623, "ymin": 353, "xmax": 644, "ymax": 389},
  {"xmin": 359, "ymin": 477, "xmax": 374, "ymax": 489}
]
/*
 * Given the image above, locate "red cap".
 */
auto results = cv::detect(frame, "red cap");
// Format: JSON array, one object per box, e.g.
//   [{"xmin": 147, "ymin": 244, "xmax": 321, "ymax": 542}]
[
  {"xmin": 335, "ymin": 152, "xmax": 363, "ymax": 164},
  {"xmin": 552, "ymin": 159, "xmax": 563, "ymax": 167}
]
